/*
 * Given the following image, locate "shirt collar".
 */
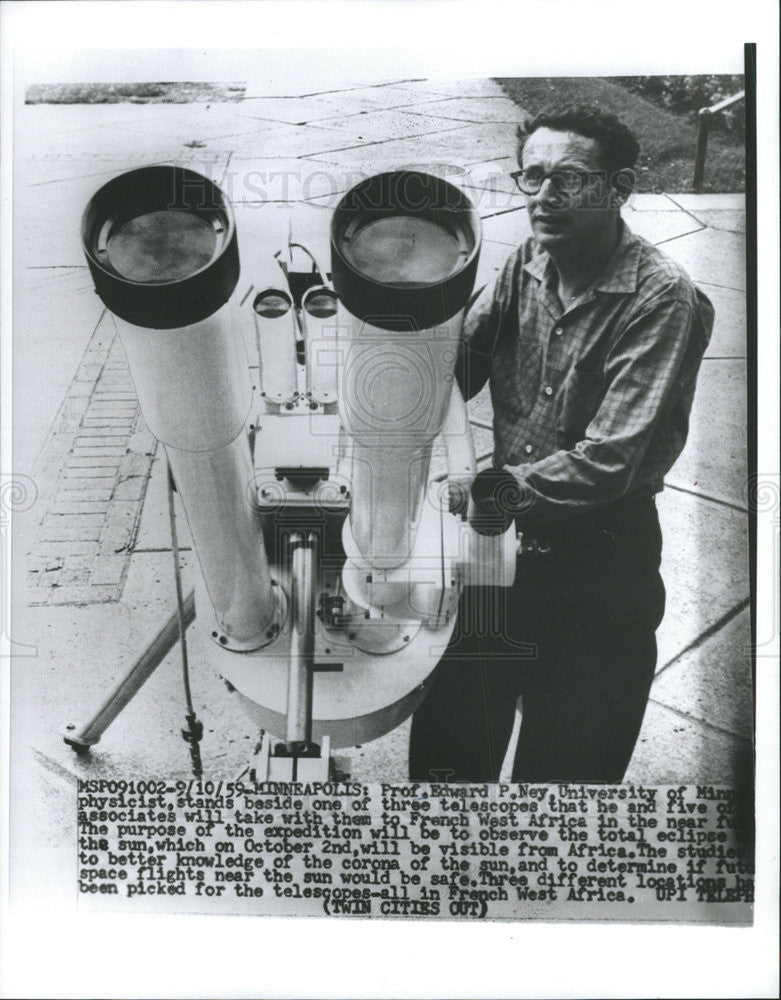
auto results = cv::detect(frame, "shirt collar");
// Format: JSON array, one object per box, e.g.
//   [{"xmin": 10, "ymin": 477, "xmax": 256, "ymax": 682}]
[{"xmin": 523, "ymin": 219, "xmax": 642, "ymax": 295}]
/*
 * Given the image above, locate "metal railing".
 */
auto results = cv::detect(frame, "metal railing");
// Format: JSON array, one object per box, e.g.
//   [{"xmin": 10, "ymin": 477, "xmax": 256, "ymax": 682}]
[{"xmin": 693, "ymin": 90, "xmax": 745, "ymax": 191}]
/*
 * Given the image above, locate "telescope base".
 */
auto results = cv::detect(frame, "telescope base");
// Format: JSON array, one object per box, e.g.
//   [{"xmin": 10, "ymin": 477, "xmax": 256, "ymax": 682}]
[
  {"xmin": 250, "ymin": 733, "xmax": 352, "ymax": 782},
  {"xmin": 192, "ymin": 568, "xmax": 458, "ymax": 750},
  {"xmin": 206, "ymin": 580, "xmax": 288, "ymax": 653}
]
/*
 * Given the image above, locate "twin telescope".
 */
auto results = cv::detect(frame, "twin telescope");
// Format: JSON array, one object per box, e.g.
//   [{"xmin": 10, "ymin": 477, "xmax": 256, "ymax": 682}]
[{"xmin": 66, "ymin": 164, "xmax": 518, "ymax": 779}]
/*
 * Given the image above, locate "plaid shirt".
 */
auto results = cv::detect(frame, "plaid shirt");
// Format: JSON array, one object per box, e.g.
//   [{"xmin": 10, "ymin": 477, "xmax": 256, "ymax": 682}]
[{"xmin": 459, "ymin": 221, "xmax": 714, "ymax": 526}]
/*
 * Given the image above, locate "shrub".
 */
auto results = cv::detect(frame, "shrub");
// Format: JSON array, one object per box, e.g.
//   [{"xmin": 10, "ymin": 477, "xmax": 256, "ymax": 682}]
[
  {"xmin": 495, "ymin": 76, "xmax": 745, "ymax": 193},
  {"xmin": 610, "ymin": 75, "xmax": 745, "ymax": 140}
]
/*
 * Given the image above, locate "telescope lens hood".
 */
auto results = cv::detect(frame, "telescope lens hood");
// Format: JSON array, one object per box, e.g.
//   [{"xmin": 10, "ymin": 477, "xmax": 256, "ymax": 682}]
[
  {"xmin": 81, "ymin": 165, "xmax": 239, "ymax": 329},
  {"xmin": 331, "ymin": 170, "xmax": 481, "ymax": 331}
]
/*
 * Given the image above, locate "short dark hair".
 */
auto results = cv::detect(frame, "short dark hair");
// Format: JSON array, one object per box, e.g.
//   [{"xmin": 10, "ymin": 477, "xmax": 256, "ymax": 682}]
[{"xmin": 517, "ymin": 105, "xmax": 640, "ymax": 179}]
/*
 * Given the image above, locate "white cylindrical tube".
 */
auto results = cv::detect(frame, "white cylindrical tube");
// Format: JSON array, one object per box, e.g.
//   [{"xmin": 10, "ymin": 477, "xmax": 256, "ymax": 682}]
[
  {"xmin": 115, "ymin": 299, "xmax": 277, "ymax": 645},
  {"xmin": 164, "ymin": 436, "xmax": 276, "ymax": 645},
  {"xmin": 302, "ymin": 285, "xmax": 339, "ymax": 406},
  {"xmin": 338, "ymin": 307, "xmax": 463, "ymax": 568},
  {"xmin": 345, "ymin": 440, "xmax": 432, "ymax": 569},
  {"xmin": 285, "ymin": 533, "xmax": 316, "ymax": 746},
  {"xmin": 82, "ymin": 166, "xmax": 278, "ymax": 649},
  {"xmin": 330, "ymin": 170, "xmax": 481, "ymax": 573},
  {"xmin": 116, "ymin": 299, "xmax": 250, "ymax": 452},
  {"xmin": 254, "ymin": 288, "xmax": 298, "ymax": 406}
]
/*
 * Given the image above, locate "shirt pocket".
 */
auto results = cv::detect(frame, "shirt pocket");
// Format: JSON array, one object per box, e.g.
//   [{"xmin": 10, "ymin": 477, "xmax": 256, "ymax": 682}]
[
  {"xmin": 491, "ymin": 331, "xmax": 542, "ymax": 420},
  {"xmin": 557, "ymin": 364, "xmax": 604, "ymax": 448}
]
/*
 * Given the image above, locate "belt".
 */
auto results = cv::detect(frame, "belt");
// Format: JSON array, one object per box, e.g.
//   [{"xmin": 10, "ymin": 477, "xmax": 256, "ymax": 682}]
[{"xmin": 517, "ymin": 493, "xmax": 656, "ymax": 556}]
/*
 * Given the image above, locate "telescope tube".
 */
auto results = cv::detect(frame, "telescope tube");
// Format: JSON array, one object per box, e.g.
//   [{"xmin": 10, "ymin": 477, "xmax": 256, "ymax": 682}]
[
  {"xmin": 82, "ymin": 166, "xmax": 277, "ymax": 647},
  {"xmin": 302, "ymin": 285, "xmax": 339, "ymax": 406},
  {"xmin": 331, "ymin": 171, "xmax": 481, "ymax": 569},
  {"xmin": 254, "ymin": 288, "xmax": 298, "ymax": 406}
]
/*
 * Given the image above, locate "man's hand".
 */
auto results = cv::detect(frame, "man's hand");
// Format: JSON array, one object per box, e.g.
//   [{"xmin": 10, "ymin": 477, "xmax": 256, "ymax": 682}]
[{"xmin": 469, "ymin": 468, "xmax": 523, "ymax": 535}]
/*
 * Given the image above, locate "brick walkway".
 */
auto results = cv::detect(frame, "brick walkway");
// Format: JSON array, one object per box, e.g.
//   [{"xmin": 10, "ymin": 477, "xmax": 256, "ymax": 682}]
[{"xmin": 27, "ymin": 312, "xmax": 156, "ymax": 604}]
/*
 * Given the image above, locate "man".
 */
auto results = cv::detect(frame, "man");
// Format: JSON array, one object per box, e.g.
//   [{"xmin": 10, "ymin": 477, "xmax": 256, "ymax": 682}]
[{"xmin": 409, "ymin": 106, "xmax": 714, "ymax": 783}]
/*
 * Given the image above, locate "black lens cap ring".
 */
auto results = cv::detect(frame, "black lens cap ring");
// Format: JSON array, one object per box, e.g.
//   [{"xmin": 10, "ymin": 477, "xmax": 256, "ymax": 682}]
[
  {"xmin": 81, "ymin": 165, "xmax": 240, "ymax": 330},
  {"xmin": 331, "ymin": 170, "xmax": 481, "ymax": 332}
]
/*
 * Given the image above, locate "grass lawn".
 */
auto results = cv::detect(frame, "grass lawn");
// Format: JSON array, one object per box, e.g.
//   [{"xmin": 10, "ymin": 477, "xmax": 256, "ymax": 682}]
[{"xmin": 495, "ymin": 77, "xmax": 745, "ymax": 193}]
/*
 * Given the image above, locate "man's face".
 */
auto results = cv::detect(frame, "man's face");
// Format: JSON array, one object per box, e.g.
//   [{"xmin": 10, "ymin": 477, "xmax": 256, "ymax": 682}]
[{"xmin": 521, "ymin": 127, "xmax": 617, "ymax": 251}]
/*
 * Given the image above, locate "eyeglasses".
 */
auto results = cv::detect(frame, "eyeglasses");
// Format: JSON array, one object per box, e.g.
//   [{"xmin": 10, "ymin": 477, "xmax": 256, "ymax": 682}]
[{"xmin": 510, "ymin": 168, "xmax": 605, "ymax": 196}]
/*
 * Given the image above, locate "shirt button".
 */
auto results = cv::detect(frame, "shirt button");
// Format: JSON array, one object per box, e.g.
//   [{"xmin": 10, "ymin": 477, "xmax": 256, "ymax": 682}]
[
  {"xmin": 525, "ymin": 444, "xmax": 533, "ymax": 455},
  {"xmin": 543, "ymin": 385, "xmax": 553, "ymax": 396},
  {"xmin": 554, "ymin": 326, "xmax": 563, "ymax": 336}
]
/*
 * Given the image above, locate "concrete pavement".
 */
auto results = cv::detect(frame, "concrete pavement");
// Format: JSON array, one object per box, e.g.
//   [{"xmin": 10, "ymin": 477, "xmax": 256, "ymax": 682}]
[{"xmin": 11, "ymin": 78, "xmax": 751, "ymax": 807}]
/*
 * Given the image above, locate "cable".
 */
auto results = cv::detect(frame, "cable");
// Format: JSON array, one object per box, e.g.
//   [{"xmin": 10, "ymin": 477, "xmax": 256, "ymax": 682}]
[
  {"xmin": 289, "ymin": 241, "xmax": 331, "ymax": 288},
  {"xmin": 167, "ymin": 462, "xmax": 204, "ymax": 775}
]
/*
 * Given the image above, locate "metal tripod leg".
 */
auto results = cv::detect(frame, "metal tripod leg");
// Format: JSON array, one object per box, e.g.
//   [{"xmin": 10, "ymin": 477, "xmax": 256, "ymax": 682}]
[{"xmin": 63, "ymin": 590, "xmax": 195, "ymax": 752}]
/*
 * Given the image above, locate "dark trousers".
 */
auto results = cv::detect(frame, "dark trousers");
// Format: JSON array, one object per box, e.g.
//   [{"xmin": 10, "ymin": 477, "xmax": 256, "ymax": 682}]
[{"xmin": 409, "ymin": 498, "xmax": 665, "ymax": 783}]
